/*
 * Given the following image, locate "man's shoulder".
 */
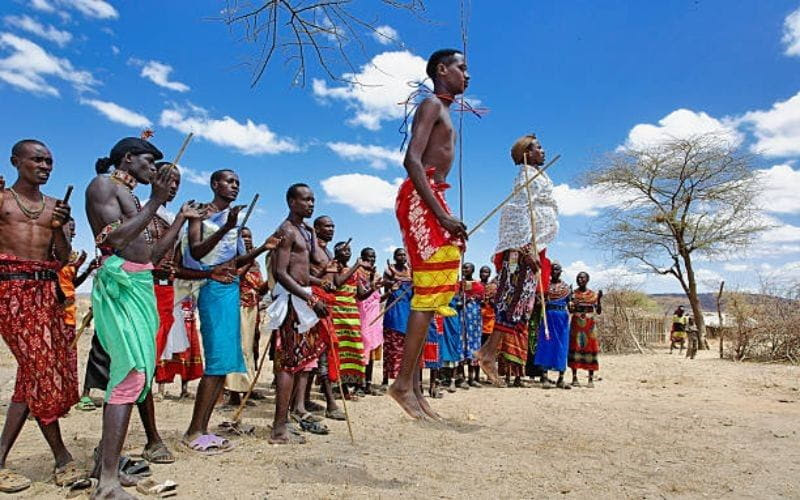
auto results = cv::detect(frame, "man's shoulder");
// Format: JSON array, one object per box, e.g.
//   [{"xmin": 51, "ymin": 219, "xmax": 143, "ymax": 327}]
[{"xmin": 86, "ymin": 174, "xmax": 115, "ymax": 196}]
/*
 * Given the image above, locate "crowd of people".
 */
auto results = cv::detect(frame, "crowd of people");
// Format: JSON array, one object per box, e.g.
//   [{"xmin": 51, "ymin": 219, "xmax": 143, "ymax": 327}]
[{"xmin": 0, "ymin": 48, "xmax": 607, "ymax": 497}]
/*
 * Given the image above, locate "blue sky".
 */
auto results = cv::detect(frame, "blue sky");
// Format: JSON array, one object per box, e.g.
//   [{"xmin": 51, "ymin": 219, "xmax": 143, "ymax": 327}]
[{"xmin": 2, "ymin": 0, "xmax": 800, "ymax": 294}]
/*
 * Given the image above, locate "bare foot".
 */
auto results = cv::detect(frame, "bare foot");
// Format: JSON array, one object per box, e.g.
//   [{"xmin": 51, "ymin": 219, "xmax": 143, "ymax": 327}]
[
  {"xmin": 388, "ymin": 383, "xmax": 426, "ymax": 419},
  {"xmin": 268, "ymin": 427, "xmax": 306, "ymax": 445},
  {"xmin": 476, "ymin": 349, "xmax": 502, "ymax": 387},
  {"xmin": 415, "ymin": 393, "xmax": 442, "ymax": 420},
  {"xmin": 91, "ymin": 483, "xmax": 136, "ymax": 499}
]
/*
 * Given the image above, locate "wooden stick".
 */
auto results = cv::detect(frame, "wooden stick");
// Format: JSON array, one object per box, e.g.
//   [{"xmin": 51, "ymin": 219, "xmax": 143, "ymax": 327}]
[
  {"xmin": 70, "ymin": 309, "xmax": 93, "ymax": 350},
  {"xmin": 167, "ymin": 132, "xmax": 194, "ymax": 169},
  {"xmin": 368, "ymin": 285, "xmax": 412, "ymax": 327},
  {"xmin": 717, "ymin": 281, "xmax": 725, "ymax": 359},
  {"xmin": 523, "ymin": 154, "xmax": 550, "ymax": 340},
  {"xmin": 231, "ymin": 334, "xmax": 272, "ymax": 423},
  {"xmin": 239, "ymin": 193, "xmax": 260, "ymax": 230},
  {"xmin": 467, "ymin": 154, "xmax": 560, "ymax": 237},
  {"xmin": 342, "ymin": 237, "xmax": 352, "ymax": 249},
  {"xmin": 336, "ymin": 378, "xmax": 355, "ymax": 445}
]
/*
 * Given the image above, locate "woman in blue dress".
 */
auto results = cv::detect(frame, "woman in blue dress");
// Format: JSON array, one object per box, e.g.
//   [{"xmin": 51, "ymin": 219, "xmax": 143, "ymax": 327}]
[{"xmin": 533, "ymin": 262, "xmax": 572, "ymax": 389}]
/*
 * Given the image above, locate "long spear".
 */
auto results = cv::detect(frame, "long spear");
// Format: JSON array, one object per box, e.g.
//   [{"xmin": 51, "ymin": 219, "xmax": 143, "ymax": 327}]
[
  {"xmin": 523, "ymin": 153, "xmax": 550, "ymax": 341},
  {"xmin": 166, "ymin": 133, "xmax": 194, "ymax": 171}
]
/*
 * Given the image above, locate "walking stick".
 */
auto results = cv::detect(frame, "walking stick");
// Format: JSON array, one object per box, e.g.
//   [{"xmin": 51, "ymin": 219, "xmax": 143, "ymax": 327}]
[
  {"xmin": 71, "ymin": 308, "xmax": 93, "ymax": 349},
  {"xmin": 166, "ymin": 133, "xmax": 194, "ymax": 170},
  {"xmin": 368, "ymin": 285, "xmax": 412, "ymax": 327},
  {"xmin": 467, "ymin": 154, "xmax": 560, "ymax": 237},
  {"xmin": 523, "ymin": 153, "xmax": 550, "ymax": 340},
  {"xmin": 336, "ymin": 378, "xmax": 355, "ymax": 445},
  {"xmin": 239, "ymin": 193, "xmax": 259, "ymax": 231},
  {"xmin": 231, "ymin": 334, "xmax": 273, "ymax": 424}
]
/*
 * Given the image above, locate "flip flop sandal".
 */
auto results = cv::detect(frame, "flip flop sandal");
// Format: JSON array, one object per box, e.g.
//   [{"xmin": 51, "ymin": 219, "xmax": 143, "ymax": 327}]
[
  {"xmin": 304, "ymin": 400, "xmax": 325, "ymax": 412},
  {"xmin": 325, "ymin": 408, "xmax": 347, "ymax": 421},
  {"xmin": 295, "ymin": 417, "xmax": 330, "ymax": 435},
  {"xmin": 142, "ymin": 441, "xmax": 176, "ymax": 464},
  {"xmin": 136, "ymin": 478, "xmax": 178, "ymax": 498},
  {"xmin": 291, "ymin": 411, "xmax": 324, "ymax": 423},
  {"xmin": 286, "ymin": 423, "xmax": 303, "ymax": 436},
  {"xmin": 53, "ymin": 460, "xmax": 87, "ymax": 487},
  {"xmin": 218, "ymin": 420, "xmax": 256, "ymax": 436},
  {"xmin": 76, "ymin": 396, "xmax": 97, "ymax": 411},
  {"xmin": 119, "ymin": 456, "xmax": 152, "ymax": 477},
  {"xmin": 66, "ymin": 478, "xmax": 97, "ymax": 499},
  {"xmin": 180, "ymin": 434, "xmax": 233, "ymax": 456},
  {"xmin": 206, "ymin": 434, "xmax": 235, "ymax": 452},
  {"xmin": 0, "ymin": 469, "xmax": 31, "ymax": 493}
]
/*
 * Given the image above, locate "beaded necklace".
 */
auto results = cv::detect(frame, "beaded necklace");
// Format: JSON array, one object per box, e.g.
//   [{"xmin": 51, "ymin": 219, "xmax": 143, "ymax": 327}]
[
  {"xmin": 8, "ymin": 187, "xmax": 45, "ymax": 219},
  {"xmin": 110, "ymin": 169, "xmax": 153, "ymax": 245}
]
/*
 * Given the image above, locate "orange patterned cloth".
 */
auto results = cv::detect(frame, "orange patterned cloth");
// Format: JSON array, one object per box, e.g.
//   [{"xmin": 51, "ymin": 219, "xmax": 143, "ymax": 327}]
[
  {"xmin": 0, "ymin": 254, "xmax": 78, "ymax": 425},
  {"xmin": 57, "ymin": 264, "xmax": 77, "ymax": 326}
]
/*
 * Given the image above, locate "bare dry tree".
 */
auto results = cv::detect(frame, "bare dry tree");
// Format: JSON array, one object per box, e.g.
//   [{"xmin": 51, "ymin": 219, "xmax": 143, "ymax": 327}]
[
  {"xmin": 220, "ymin": 0, "xmax": 426, "ymax": 87},
  {"xmin": 586, "ymin": 134, "xmax": 770, "ymax": 349}
]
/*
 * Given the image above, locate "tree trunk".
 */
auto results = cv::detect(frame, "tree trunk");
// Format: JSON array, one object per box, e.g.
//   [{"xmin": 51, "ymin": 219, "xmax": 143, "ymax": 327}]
[{"xmin": 682, "ymin": 251, "xmax": 709, "ymax": 349}]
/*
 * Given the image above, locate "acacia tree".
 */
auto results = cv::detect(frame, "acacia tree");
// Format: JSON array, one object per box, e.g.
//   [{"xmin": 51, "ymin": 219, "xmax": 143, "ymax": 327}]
[
  {"xmin": 220, "ymin": 0, "xmax": 426, "ymax": 87},
  {"xmin": 587, "ymin": 134, "xmax": 769, "ymax": 348}
]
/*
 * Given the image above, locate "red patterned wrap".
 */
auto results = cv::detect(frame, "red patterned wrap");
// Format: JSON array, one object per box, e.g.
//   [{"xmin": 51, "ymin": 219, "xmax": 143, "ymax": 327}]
[
  {"xmin": 0, "ymin": 254, "xmax": 78, "ymax": 425},
  {"xmin": 395, "ymin": 168, "xmax": 465, "ymax": 269}
]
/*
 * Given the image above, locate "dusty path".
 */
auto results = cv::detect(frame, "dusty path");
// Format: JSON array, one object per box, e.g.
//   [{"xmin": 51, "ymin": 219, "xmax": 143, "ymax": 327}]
[{"xmin": 1, "ymin": 342, "xmax": 798, "ymax": 499}]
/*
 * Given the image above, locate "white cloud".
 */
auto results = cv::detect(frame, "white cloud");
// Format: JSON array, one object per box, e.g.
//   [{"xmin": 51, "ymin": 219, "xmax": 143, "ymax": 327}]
[
  {"xmin": 561, "ymin": 260, "xmax": 648, "ymax": 290},
  {"xmin": 60, "ymin": 0, "xmax": 118, "ymax": 19},
  {"xmin": 30, "ymin": 0, "xmax": 56, "ymax": 13},
  {"xmin": 739, "ymin": 91, "xmax": 800, "ymax": 157},
  {"xmin": 320, "ymin": 173, "xmax": 402, "ymax": 214},
  {"xmin": 373, "ymin": 25, "xmax": 399, "ymax": 45},
  {"xmin": 111, "ymin": 45, "xmax": 119, "ymax": 55},
  {"xmin": 326, "ymin": 142, "xmax": 403, "ymax": 169},
  {"xmin": 757, "ymin": 164, "xmax": 800, "ymax": 214},
  {"xmin": 0, "ymin": 32, "xmax": 96, "ymax": 96},
  {"xmin": 783, "ymin": 7, "xmax": 800, "ymax": 56},
  {"xmin": 176, "ymin": 165, "xmax": 212, "ymax": 186},
  {"xmin": 80, "ymin": 98, "xmax": 151, "ymax": 128},
  {"xmin": 694, "ymin": 268, "xmax": 724, "ymax": 287},
  {"xmin": 623, "ymin": 108, "xmax": 742, "ymax": 150},
  {"xmin": 134, "ymin": 60, "xmax": 189, "ymax": 92},
  {"xmin": 760, "ymin": 217, "xmax": 800, "ymax": 243},
  {"xmin": 312, "ymin": 50, "xmax": 427, "ymax": 130},
  {"xmin": 4, "ymin": 15, "xmax": 72, "ymax": 47},
  {"xmin": 159, "ymin": 104, "xmax": 298, "ymax": 155},
  {"xmin": 552, "ymin": 183, "xmax": 632, "ymax": 216},
  {"xmin": 723, "ymin": 263, "xmax": 749, "ymax": 272}
]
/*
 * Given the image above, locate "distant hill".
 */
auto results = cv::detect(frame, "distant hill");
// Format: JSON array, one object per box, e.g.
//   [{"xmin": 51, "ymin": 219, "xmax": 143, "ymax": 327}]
[
  {"xmin": 649, "ymin": 293, "xmax": 720, "ymax": 313},
  {"xmin": 649, "ymin": 292, "xmax": 794, "ymax": 314}
]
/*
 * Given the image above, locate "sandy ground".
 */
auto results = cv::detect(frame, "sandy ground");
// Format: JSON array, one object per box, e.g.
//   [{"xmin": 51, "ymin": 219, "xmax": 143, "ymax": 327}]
[{"xmin": 0, "ymin": 337, "xmax": 798, "ymax": 499}]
